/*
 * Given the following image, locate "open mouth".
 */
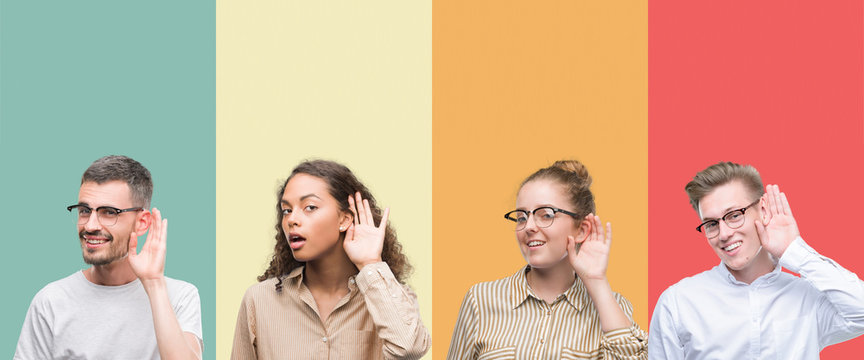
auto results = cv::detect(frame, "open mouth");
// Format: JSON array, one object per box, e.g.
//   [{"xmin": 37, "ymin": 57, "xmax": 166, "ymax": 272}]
[{"xmin": 288, "ymin": 233, "xmax": 306, "ymax": 250}]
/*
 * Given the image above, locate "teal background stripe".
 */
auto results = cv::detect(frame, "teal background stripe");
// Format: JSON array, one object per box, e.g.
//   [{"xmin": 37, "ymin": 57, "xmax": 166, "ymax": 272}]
[{"xmin": 0, "ymin": 1, "xmax": 216, "ymax": 358}]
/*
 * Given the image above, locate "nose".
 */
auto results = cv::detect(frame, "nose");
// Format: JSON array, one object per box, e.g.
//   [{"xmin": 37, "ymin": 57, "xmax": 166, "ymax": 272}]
[
  {"xmin": 522, "ymin": 213, "xmax": 539, "ymax": 233},
  {"xmin": 283, "ymin": 211, "xmax": 299, "ymax": 228},
  {"xmin": 716, "ymin": 220, "xmax": 736, "ymax": 241},
  {"xmin": 83, "ymin": 212, "xmax": 102, "ymax": 231}
]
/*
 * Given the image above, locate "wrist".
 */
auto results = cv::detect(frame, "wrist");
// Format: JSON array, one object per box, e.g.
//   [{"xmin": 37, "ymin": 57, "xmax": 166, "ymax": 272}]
[
  {"xmin": 355, "ymin": 259, "xmax": 383, "ymax": 270},
  {"xmin": 140, "ymin": 276, "xmax": 167, "ymax": 293}
]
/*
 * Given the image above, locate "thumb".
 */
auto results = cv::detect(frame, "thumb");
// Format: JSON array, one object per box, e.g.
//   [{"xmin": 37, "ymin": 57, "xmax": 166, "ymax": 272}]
[
  {"xmin": 344, "ymin": 224, "xmax": 355, "ymax": 242},
  {"xmin": 128, "ymin": 231, "xmax": 139, "ymax": 256},
  {"xmin": 754, "ymin": 220, "xmax": 767, "ymax": 246}
]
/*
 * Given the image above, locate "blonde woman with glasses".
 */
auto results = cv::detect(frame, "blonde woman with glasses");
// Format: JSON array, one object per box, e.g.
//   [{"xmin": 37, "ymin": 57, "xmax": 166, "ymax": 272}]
[{"xmin": 447, "ymin": 160, "xmax": 646, "ymax": 359}]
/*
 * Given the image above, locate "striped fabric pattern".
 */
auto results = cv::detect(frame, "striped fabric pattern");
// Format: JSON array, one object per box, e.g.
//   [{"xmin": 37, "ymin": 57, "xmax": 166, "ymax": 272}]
[
  {"xmin": 447, "ymin": 266, "xmax": 646, "ymax": 359},
  {"xmin": 231, "ymin": 262, "xmax": 430, "ymax": 360}
]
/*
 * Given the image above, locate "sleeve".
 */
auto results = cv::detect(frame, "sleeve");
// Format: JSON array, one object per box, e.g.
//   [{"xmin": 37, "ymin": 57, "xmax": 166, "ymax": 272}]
[
  {"xmin": 446, "ymin": 286, "xmax": 479, "ymax": 360},
  {"xmin": 355, "ymin": 262, "xmax": 431, "ymax": 360},
  {"xmin": 647, "ymin": 287, "xmax": 686, "ymax": 360},
  {"xmin": 230, "ymin": 288, "xmax": 259, "ymax": 360},
  {"xmin": 13, "ymin": 291, "xmax": 54, "ymax": 360},
  {"xmin": 172, "ymin": 283, "xmax": 203, "ymax": 352},
  {"xmin": 779, "ymin": 236, "xmax": 864, "ymax": 347},
  {"xmin": 599, "ymin": 294, "xmax": 647, "ymax": 360}
]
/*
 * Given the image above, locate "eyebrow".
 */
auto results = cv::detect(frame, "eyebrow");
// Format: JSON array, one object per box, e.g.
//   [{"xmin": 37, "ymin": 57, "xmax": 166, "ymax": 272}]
[
  {"xmin": 280, "ymin": 193, "xmax": 322, "ymax": 206},
  {"xmin": 515, "ymin": 204, "xmax": 556, "ymax": 211},
  {"xmin": 702, "ymin": 204, "xmax": 746, "ymax": 221}
]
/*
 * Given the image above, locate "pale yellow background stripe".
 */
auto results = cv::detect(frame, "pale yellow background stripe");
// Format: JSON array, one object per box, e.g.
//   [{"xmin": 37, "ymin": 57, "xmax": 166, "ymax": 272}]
[{"xmin": 216, "ymin": 2, "xmax": 432, "ymax": 359}]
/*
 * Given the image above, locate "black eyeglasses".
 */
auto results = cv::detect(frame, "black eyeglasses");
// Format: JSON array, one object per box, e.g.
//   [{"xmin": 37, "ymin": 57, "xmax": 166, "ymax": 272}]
[
  {"xmin": 67, "ymin": 204, "xmax": 143, "ymax": 226},
  {"xmin": 695, "ymin": 199, "xmax": 760, "ymax": 238},
  {"xmin": 504, "ymin": 206, "xmax": 581, "ymax": 231}
]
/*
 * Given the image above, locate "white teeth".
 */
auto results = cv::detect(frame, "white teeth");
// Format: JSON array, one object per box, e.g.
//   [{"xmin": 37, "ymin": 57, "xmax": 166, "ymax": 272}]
[
  {"xmin": 86, "ymin": 240, "xmax": 107, "ymax": 245},
  {"xmin": 528, "ymin": 241, "xmax": 544, "ymax": 247},
  {"xmin": 723, "ymin": 242, "xmax": 742, "ymax": 251}
]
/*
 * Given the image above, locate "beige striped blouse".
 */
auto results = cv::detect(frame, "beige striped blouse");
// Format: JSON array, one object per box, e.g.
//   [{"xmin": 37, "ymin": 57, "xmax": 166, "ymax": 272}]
[
  {"xmin": 231, "ymin": 262, "xmax": 430, "ymax": 360},
  {"xmin": 447, "ymin": 266, "xmax": 647, "ymax": 359}
]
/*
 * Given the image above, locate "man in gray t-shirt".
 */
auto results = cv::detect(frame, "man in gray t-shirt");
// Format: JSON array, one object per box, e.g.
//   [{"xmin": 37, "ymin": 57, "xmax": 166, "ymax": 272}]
[{"xmin": 14, "ymin": 155, "xmax": 202, "ymax": 360}]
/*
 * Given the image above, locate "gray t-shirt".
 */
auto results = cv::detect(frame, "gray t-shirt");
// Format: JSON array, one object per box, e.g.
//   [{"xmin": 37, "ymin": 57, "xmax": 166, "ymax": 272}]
[{"xmin": 14, "ymin": 271, "xmax": 202, "ymax": 360}]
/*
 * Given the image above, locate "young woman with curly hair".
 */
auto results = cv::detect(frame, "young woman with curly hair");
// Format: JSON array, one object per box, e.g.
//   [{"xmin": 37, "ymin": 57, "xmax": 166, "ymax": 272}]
[
  {"xmin": 447, "ymin": 160, "xmax": 647, "ymax": 359},
  {"xmin": 231, "ymin": 160, "xmax": 429, "ymax": 360}
]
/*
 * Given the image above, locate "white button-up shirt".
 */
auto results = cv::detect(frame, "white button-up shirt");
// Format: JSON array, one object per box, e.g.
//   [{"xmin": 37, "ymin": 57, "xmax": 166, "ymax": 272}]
[{"xmin": 648, "ymin": 237, "xmax": 864, "ymax": 359}]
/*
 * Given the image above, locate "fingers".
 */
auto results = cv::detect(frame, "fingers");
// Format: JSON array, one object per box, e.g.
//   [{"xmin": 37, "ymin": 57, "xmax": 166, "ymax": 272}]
[
  {"xmin": 587, "ymin": 214, "xmax": 607, "ymax": 244},
  {"xmin": 605, "ymin": 221, "xmax": 612, "ymax": 244},
  {"xmin": 348, "ymin": 195, "xmax": 359, "ymax": 225},
  {"xmin": 379, "ymin": 207, "xmax": 390, "ymax": 230},
  {"xmin": 359, "ymin": 193, "xmax": 370, "ymax": 224},
  {"xmin": 780, "ymin": 192, "xmax": 793, "ymax": 217}
]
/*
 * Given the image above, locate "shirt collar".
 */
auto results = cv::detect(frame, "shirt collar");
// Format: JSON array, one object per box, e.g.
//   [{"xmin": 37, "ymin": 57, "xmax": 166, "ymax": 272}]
[
  {"xmin": 509, "ymin": 265, "xmax": 587, "ymax": 311},
  {"xmin": 716, "ymin": 260, "xmax": 782, "ymax": 286},
  {"xmin": 284, "ymin": 266, "xmax": 305, "ymax": 291}
]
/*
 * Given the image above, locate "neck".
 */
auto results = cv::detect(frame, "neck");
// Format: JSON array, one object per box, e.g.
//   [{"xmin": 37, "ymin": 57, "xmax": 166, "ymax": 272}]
[
  {"xmin": 728, "ymin": 247, "xmax": 776, "ymax": 284},
  {"xmin": 83, "ymin": 258, "xmax": 137, "ymax": 286},
  {"xmin": 304, "ymin": 247, "xmax": 358, "ymax": 293},
  {"xmin": 526, "ymin": 260, "xmax": 576, "ymax": 302}
]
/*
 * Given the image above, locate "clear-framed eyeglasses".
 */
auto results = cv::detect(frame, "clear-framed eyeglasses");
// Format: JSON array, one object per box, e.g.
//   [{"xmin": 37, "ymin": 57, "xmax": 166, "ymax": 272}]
[
  {"xmin": 504, "ymin": 206, "xmax": 581, "ymax": 231},
  {"xmin": 695, "ymin": 199, "xmax": 760, "ymax": 238},
  {"xmin": 67, "ymin": 204, "xmax": 143, "ymax": 226}
]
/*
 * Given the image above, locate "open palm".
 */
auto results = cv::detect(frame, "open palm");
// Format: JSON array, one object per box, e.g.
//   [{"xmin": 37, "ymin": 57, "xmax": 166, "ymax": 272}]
[
  {"xmin": 756, "ymin": 184, "xmax": 800, "ymax": 258},
  {"xmin": 129, "ymin": 208, "xmax": 166, "ymax": 282},
  {"xmin": 343, "ymin": 192, "xmax": 389, "ymax": 269},
  {"xmin": 568, "ymin": 214, "xmax": 611, "ymax": 281}
]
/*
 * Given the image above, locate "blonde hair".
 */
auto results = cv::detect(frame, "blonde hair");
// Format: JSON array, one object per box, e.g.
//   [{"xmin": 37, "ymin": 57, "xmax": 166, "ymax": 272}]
[
  {"xmin": 521, "ymin": 160, "xmax": 595, "ymax": 217},
  {"xmin": 685, "ymin": 162, "xmax": 764, "ymax": 212}
]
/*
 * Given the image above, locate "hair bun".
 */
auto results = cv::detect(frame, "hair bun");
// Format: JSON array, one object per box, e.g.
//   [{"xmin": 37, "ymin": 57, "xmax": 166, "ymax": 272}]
[{"xmin": 551, "ymin": 160, "xmax": 592, "ymax": 186}]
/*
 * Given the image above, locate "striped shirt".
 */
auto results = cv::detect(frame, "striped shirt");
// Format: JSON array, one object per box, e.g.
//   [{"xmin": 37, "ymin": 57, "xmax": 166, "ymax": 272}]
[
  {"xmin": 231, "ymin": 262, "xmax": 430, "ymax": 360},
  {"xmin": 447, "ymin": 266, "xmax": 647, "ymax": 359}
]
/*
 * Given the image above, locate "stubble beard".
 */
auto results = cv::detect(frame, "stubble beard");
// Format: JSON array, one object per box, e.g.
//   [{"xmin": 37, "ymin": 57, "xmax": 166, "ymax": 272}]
[{"xmin": 80, "ymin": 230, "xmax": 128, "ymax": 266}]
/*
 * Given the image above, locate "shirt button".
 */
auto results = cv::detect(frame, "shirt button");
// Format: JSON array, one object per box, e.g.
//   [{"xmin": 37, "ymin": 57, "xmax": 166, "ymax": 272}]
[
  {"xmin": 349, "ymin": 278, "xmax": 355, "ymax": 284},
  {"xmin": 540, "ymin": 339, "xmax": 545, "ymax": 344},
  {"xmin": 322, "ymin": 337, "xmax": 328, "ymax": 343},
  {"xmin": 367, "ymin": 271, "xmax": 374, "ymax": 276},
  {"xmin": 546, "ymin": 311, "xmax": 551, "ymax": 315}
]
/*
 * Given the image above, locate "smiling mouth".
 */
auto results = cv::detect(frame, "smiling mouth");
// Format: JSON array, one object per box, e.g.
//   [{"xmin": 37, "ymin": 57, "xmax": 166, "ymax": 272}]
[
  {"xmin": 527, "ymin": 240, "xmax": 545, "ymax": 248},
  {"xmin": 723, "ymin": 241, "xmax": 742, "ymax": 252}
]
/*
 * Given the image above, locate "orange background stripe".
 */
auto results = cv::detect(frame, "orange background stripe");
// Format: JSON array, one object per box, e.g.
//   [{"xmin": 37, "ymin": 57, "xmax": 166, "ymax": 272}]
[{"xmin": 432, "ymin": 1, "xmax": 649, "ymax": 354}]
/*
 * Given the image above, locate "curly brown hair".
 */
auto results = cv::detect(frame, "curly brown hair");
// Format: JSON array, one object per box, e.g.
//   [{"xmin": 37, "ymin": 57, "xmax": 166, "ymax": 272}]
[{"xmin": 258, "ymin": 160, "xmax": 413, "ymax": 291}]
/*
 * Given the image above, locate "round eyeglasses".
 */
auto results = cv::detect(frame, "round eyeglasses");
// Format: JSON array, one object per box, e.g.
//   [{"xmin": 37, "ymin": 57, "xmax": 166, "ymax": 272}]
[
  {"xmin": 504, "ymin": 206, "xmax": 581, "ymax": 231},
  {"xmin": 695, "ymin": 199, "xmax": 760, "ymax": 238},
  {"xmin": 67, "ymin": 204, "xmax": 143, "ymax": 226}
]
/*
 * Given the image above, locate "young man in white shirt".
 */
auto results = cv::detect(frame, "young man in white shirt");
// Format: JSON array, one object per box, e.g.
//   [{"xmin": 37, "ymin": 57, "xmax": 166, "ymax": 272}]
[
  {"xmin": 14, "ymin": 155, "xmax": 202, "ymax": 360},
  {"xmin": 648, "ymin": 161, "xmax": 864, "ymax": 359}
]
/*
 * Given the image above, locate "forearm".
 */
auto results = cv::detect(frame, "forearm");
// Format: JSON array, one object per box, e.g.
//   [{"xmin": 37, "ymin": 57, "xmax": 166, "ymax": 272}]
[
  {"xmin": 782, "ymin": 237, "xmax": 864, "ymax": 318},
  {"xmin": 356, "ymin": 262, "xmax": 430, "ymax": 359},
  {"xmin": 582, "ymin": 277, "xmax": 631, "ymax": 332},
  {"xmin": 142, "ymin": 278, "xmax": 201, "ymax": 360}
]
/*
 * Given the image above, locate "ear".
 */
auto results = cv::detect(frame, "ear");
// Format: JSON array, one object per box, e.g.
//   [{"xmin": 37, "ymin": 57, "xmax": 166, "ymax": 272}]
[
  {"xmin": 758, "ymin": 195, "xmax": 770, "ymax": 225},
  {"xmin": 338, "ymin": 210, "xmax": 353, "ymax": 232},
  {"xmin": 135, "ymin": 209, "xmax": 152, "ymax": 235},
  {"xmin": 574, "ymin": 216, "xmax": 592, "ymax": 244}
]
